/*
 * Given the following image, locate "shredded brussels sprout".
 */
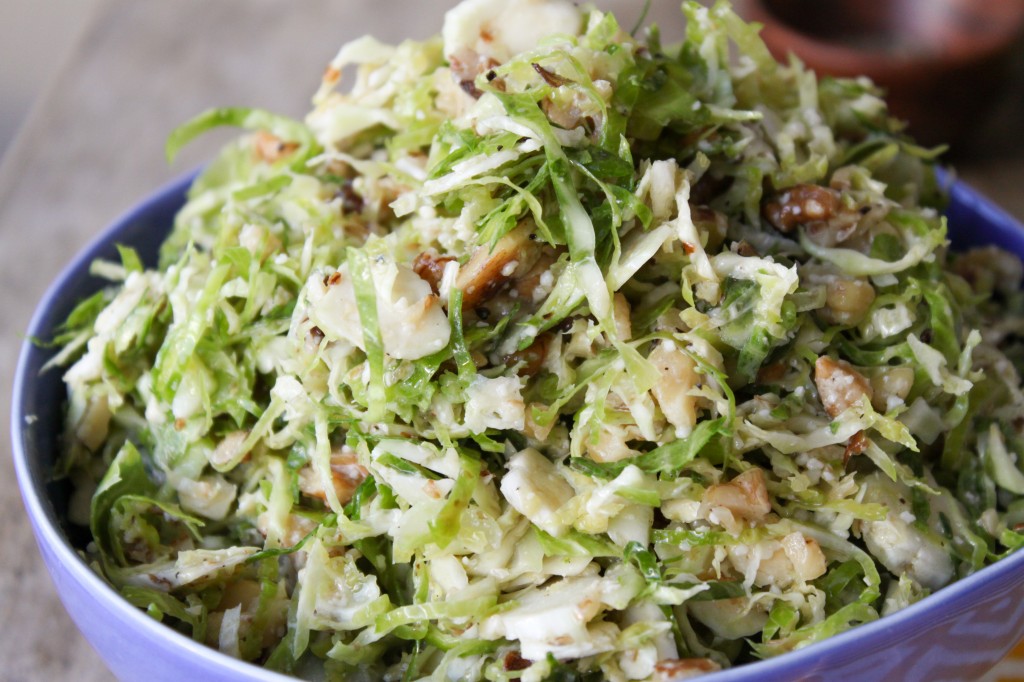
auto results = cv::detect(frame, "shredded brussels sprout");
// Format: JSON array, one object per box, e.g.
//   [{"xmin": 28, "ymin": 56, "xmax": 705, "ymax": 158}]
[{"xmin": 55, "ymin": 0, "xmax": 1024, "ymax": 679}]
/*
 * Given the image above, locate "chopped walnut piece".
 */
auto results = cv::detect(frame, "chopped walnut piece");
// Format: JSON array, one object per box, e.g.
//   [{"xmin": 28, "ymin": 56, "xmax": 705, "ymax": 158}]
[
  {"xmin": 844, "ymin": 430, "xmax": 869, "ymax": 466},
  {"xmin": 503, "ymin": 651, "xmax": 531, "ymax": 672},
  {"xmin": 702, "ymin": 467, "xmax": 772, "ymax": 526},
  {"xmin": 756, "ymin": 361, "xmax": 788, "ymax": 384},
  {"xmin": 449, "ymin": 48, "xmax": 499, "ymax": 99},
  {"xmin": 456, "ymin": 222, "xmax": 535, "ymax": 308},
  {"xmin": 412, "ymin": 251, "xmax": 456, "ymax": 295},
  {"xmin": 781, "ymin": 532, "xmax": 828, "ymax": 582},
  {"xmin": 820, "ymin": 278, "xmax": 876, "ymax": 326},
  {"xmin": 531, "ymin": 62, "xmax": 570, "ymax": 87},
  {"xmin": 649, "ymin": 342, "xmax": 698, "ymax": 436},
  {"xmin": 654, "ymin": 658, "xmax": 722, "ymax": 680},
  {"xmin": 587, "ymin": 422, "xmax": 645, "ymax": 463},
  {"xmin": 253, "ymin": 130, "xmax": 299, "ymax": 164},
  {"xmin": 870, "ymin": 366, "xmax": 914, "ymax": 412},
  {"xmin": 734, "ymin": 240, "xmax": 758, "ymax": 257},
  {"xmin": 503, "ymin": 334, "xmax": 551, "ymax": 376},
  {"xmin": 298, "ymin": 448, "xmax": 368, "ymax": 506},
  {"xmin": 814, "ymin": 356, "xmax": 873, "ymax": 418},
  {"xmin": 763, "ymin": 184, "xmax": 841, "ymax": 233},
  {"xmin": 764, "ymin": 184, "xmax": 867, "ymax": 246},
  {"xmin": 512, "ymin": 251, "xmax": 557, "ymax": 301}
]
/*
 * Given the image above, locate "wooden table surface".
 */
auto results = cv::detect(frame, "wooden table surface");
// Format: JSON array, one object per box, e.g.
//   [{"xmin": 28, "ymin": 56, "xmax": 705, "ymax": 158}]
[{"xmin": 1, "ymin": 1, "xmax": 1022, "ymax": 680}]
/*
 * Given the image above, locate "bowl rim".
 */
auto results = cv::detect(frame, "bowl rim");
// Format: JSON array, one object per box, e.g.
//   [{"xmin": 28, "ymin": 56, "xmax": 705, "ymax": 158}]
[{"xmin": 11, "ymin": 170, "xmax": 1024, "ymax": 681}]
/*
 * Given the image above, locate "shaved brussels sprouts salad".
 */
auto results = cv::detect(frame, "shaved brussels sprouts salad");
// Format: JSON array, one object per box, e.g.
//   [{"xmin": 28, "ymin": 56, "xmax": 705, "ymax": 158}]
[{"xmin": 53, "ymin": 0, "xmax": 1024, "ymax": 679}]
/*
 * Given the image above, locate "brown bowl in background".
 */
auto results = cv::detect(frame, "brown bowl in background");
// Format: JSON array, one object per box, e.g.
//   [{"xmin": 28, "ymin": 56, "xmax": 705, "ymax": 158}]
[{"xmin": 743, "ymin": 0, "xmax": 1024, "ymax": 151}]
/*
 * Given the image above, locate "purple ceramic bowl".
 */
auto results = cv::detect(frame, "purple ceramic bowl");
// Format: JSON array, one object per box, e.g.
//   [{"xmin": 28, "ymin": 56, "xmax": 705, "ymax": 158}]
[{"xmin": 12, "ymin": 171, "xmax": 1024, "ymax": 681}]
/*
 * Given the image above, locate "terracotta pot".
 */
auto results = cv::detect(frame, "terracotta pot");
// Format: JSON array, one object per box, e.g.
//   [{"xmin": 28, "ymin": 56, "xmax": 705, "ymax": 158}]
[{"xmin": 744, "ymin": 0, "xmax": 1024, "ymax": 149}]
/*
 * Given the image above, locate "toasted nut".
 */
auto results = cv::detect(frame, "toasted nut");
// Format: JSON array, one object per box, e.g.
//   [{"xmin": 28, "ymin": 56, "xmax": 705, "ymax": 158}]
[
  {"xmin": 504, "ymin": 650, "xmax": 531, "ymax": 671},
  {"xmin": 751, "ymin": 545, "xmax": 795, "ymax": 587},
  {"xmin": 870, "ymin": 366, "xmax": 914, "ymax": 412},
  {"xmin": 513, "ymin": 251, "xmax": 557, "ymax": 301},
  {"xmin": 814, "ymin": 356, "xmax": 873, "ymax": 418},
  {"xmin": 649, "ymin": 342, "xmax": 699, "ymax": 436},
  {"xmin": 654, "ymin": 658, "xmax": 722, "ymax": 680},
  {"xmin": 757, "ymin": 361, "xmax": 788, "ymax": 384},
  {"xmin": 734, "ymin": 240, "xmax": 758, "ymax": 257},
  {"xmin": 412, "ymin": 250, "xmax": 455, "ymax": 295},
  {"xmin": 253, "ymin": 130, "xmax": 299, "ymax": 163},
  {"xmin": 503, "ymin": 334, "xmax": 551, "ymax": 376},
  {"xmin": 532, "ymin": 62, "xmax": 570, "ymax": 87},
  {"xmin": 456, "ymin": 223, "xmax": 535, "ymax": 308},
  {"xmin": 844, "ymin": 430, "xmax": 869, "ymax": 466},
  {"xmin": 587, "ymin": 422, "xmax": 644, "ymax": 463},
  {"xmin": 763, "ymin": 184, "xmax": 840, "ymax": 233},
  {"xmin": 702, "ymin": 467, "xmax": 772, "ymax": 524},
  {"xmin": 780, "ymin": 532, "xmax": 827, "ymax": 582},
  {"xmin": 298, "ymin": 448, "xmax": 368, "ymax": 506},
  {"xmin": 764, "ymin": 183, "xmax": 868, "ymax": 246},
  {"xmin": 449, "ymin": 49, "xmax": 499, "ymax": 94},
  {"xmin": 821, "ymin": 278, "xmax": 875, "ymax": 326}
]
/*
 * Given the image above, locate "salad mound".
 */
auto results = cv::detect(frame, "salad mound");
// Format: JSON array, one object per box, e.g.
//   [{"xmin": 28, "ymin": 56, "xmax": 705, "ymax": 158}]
[{"xmin": 54, "ymin": 0, "xmax": 1024, "ymax": 679}]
